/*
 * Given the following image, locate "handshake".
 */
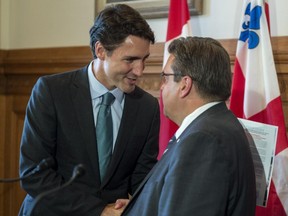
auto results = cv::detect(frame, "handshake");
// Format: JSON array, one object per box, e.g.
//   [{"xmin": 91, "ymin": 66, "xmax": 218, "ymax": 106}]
[{"xmin": 101, "ymin": 199, "xmax": 130, "ymax": 216}]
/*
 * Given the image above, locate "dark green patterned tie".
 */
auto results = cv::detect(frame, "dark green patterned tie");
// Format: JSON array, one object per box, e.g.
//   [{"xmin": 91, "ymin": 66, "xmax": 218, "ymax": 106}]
[{"xmin": 96, "ymin": 92, "xmax": 115, "ymax": 182}]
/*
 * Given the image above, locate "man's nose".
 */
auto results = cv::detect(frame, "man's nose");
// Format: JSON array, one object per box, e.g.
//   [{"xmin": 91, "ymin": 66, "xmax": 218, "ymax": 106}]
[{"xmin": 132, "ymin": 61, "xmax": 145, "ymax": 76}]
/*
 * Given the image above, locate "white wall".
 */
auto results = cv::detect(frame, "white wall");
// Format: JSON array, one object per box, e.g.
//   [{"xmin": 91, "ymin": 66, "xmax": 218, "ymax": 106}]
[
  {"xmin": 0, "ymin": 0, "xmax": 10, "ymax": 49},
  {"xmin": 1, "ymin": 0, "xmax": 288, "ymax": 49},
  {"xmin": 150, "ymin": 0, "xmax": 288, "ymax": 42},
  {"xmin": 3, "ymin": 0, "xmax": 95, "ymax": 49}
]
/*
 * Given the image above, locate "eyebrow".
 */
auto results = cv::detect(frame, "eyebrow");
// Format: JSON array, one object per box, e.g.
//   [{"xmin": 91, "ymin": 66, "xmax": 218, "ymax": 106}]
[{"xmin": 124, "ymin": 53, "xmax": 150, "ymax": 60}]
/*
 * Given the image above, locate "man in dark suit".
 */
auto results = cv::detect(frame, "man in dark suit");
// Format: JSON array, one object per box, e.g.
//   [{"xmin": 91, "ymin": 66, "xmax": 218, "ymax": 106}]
[
  {"xmin": 120, "ymin": 37, "xmax": 256, "ymax": 216},
  {"xmin": 18, "ymin": 4, "xmax": 159, "ymax": 216}
]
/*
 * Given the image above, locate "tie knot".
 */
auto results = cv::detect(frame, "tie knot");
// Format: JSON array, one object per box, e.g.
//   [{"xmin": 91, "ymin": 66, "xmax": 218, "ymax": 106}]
[{"xmin": 101, "ymin": 92, "xmax": 115, "ymax": 106}]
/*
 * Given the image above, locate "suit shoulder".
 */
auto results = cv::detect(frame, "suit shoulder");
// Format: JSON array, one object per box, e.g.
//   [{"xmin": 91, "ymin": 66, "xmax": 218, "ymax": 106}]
[
  {"xmin": 40, "ymin": 66, "xmax": 87, "ymax": 81},
  {"xmin": 36, "ymin": 66, "xmax": 88, "ymax": 87},
  {"xmin": 32, "ymin": 66, "xmax": 88, "ymax": 96},
  {"xmin": 133, "ymin": 86, "xmax": 158, "ymax": 102}
]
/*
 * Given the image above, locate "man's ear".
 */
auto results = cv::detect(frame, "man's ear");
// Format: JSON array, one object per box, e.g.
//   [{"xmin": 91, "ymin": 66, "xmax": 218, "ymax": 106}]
[
  {"xmin": 179, "ymin": 76, "xmax": 192, "ymax": 98},
  {"xmin": 94, "ymin": 41, "xmax": 105, "ymax": 60}
]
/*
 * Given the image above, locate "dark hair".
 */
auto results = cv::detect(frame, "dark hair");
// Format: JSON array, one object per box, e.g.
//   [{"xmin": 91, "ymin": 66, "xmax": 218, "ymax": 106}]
[
  {"xmin": 89, "ymin": 4, "xmax": 155, "ymax": 59},
  {"xmin": 168, "ymin": 36, "xmax": 232, "ymax": 101}
]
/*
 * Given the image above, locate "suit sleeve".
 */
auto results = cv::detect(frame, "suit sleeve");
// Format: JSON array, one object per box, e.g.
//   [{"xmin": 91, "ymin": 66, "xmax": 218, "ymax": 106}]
[{"xmin": 19, "ymin": 77, "xmax": 107, "ymax": 216}]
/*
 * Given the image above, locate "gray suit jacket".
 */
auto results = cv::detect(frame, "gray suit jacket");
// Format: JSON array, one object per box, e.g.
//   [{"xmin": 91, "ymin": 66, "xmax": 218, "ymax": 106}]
[
  {"xmin": 122, "ymin": 102, "xmax": 256, "ymax": 216},
  {"xmin": 18, "ymin": 66, "xmax": 160, "ymax": 216}
]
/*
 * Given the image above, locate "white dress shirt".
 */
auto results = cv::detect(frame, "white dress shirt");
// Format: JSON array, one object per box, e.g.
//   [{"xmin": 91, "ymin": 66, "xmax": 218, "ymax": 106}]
[{"xmin": 88, "ymin": 61, "xmax": 124, "ymax": 151}]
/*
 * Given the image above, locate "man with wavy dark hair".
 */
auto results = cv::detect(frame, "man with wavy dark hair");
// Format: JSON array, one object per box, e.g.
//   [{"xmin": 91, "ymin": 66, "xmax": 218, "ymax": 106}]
[{"xmin": 19, "ymin": 4, "xmax": 159, "ymax": 216}]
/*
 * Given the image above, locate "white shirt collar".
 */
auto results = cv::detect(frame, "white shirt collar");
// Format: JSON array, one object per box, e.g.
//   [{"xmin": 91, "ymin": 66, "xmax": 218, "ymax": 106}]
[
  {"xmin": 88, "ymin": 60, "xmax": 124, "ymax": 103},
  {"xmin": 175, "ymin": 102, "xmax": 221, "ymax": 140}
]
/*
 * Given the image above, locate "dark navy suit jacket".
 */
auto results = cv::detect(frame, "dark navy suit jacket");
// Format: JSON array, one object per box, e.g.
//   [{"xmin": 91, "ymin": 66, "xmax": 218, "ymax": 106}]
[
  {"xmin": 122, "ymin": 102, "xmax": 256, "ymax": 216},
  {"xmin": 18, "ymin": 66, "xmax": 160, "ymax": 216}
]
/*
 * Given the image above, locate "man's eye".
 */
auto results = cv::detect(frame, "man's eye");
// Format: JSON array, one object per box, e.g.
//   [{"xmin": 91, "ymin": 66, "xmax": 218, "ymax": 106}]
[{"xmin": 125, "ymin": 59, "xmax": 134, "ymax": 63}]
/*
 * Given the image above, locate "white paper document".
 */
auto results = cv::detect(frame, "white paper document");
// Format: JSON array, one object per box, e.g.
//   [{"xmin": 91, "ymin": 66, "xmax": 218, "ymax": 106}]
[{"xmin": 238, "ymin": 118, "xmax": 278, "ymax": 207}]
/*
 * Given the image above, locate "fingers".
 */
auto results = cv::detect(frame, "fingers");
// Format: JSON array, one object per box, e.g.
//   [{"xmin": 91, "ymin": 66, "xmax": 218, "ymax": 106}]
[{"xmin": 114, "ymin": 199, "xmax": 130, "ymax": 209}]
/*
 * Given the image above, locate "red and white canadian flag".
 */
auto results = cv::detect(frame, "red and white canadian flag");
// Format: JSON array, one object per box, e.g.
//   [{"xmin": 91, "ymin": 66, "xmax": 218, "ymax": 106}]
[
  {"xmin": 230, "ymin": 0, "xmax": 288, "ymax": 215},
  {"xmin": 158, "ymin": 0, "xmax": 193, "ymax": 159}
]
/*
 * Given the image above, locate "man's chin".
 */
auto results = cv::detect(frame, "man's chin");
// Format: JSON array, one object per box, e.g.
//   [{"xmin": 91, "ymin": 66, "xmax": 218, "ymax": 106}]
[{"xmin": 121, "ymin": 85, "xmax": 136, "ymax": 94}]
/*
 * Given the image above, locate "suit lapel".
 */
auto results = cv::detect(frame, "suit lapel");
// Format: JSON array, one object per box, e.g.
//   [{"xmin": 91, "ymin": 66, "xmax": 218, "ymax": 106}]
[
  {"xmin": 101, "ymin": 90, "xmax": 140, "ymax": 187},
  {"xmin": 123, "ymin": 137, "xmax": 177, "ymax": 214},
  {"xmin": 71, "ymin": 66, "xmax": 101, "ymax": 184},
  {"xmin": 123, "ymin": 161, "xmax": 156, "ymax": 213}
]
